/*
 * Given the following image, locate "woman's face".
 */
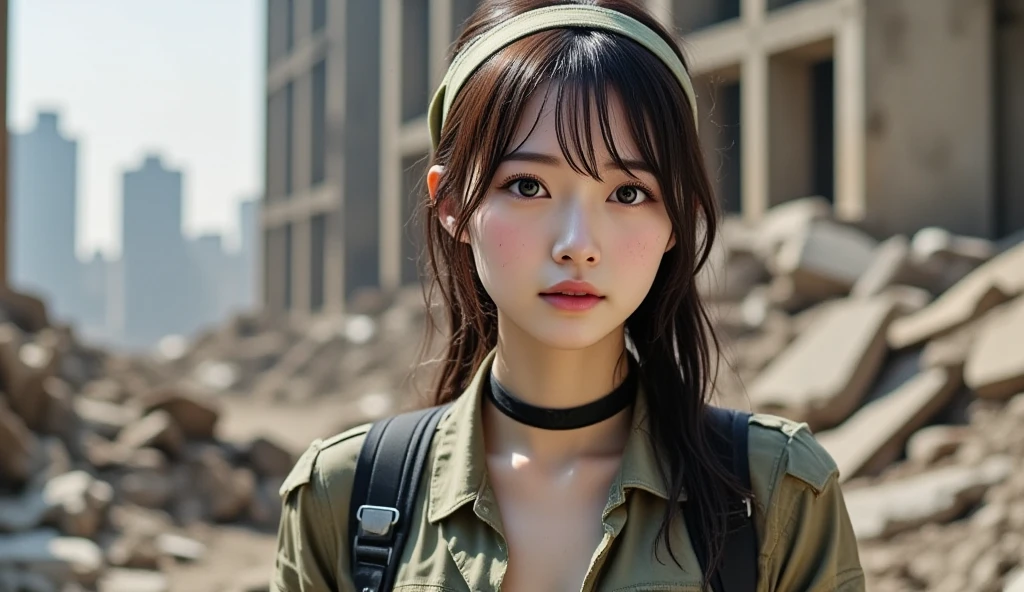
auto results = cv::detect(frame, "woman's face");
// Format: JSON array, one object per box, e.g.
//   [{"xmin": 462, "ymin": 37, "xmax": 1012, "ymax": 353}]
[{"xmin": 430, "ymin": 86, "xmax": 676, "ymax": 351}]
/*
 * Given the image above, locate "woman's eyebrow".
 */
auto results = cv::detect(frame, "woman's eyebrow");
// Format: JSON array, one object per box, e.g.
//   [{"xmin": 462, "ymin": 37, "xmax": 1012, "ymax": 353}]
[{"xmin": 500, "ymin": 151, "xmax": 654, "ymax": 174}]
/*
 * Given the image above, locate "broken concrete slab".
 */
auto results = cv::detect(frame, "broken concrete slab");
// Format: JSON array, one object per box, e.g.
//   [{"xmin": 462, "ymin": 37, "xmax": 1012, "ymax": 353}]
[
  {"xmin": 888, "ymin": 242, "xmax": 1024, "ymax": 349},
  {"xmin": 43, "ymin": 471, "xmax": 114, "ymax": 539},
  {"xmin": 142, "ymin": 387, "xmax": 220, "ymax": 441},
  {"xmin": 0, "ymin": 529, "xmax": 104, "ymax": 587},
  {"xmin": 851, "ymin": 235, "xmax": 915, "ymax": 298},
  {"xmin": 0, "ymin": 400, "xmax": 41, "ymax": 484},
  {"xmin": 906, "ymin": 425, "xmax": 971, "ymax": 466},
  {"xmin": 116, "ymin": 411, "xmax": 185, "ymax": 459},
  {"xmin": 245, "ymin": 437, "xmax": 295, "ymax": 479},
  {"xmin": 844, "ymin": 455, "xmax": 1013, "ymax": 541},
  {"xmin": 98, "ymin": 568, "xmax": 169, "ymax": 592},
  {"xmin": 965, "ymin": 296, "xmax": 1024, "ymax": 400},
  {"xmin": 772, "ymin": 219, "xmax": 879, "ymax": 303},
  {"xmin": 73, "ymin": 398, "xmax": 140, "ymax": 440},
  {"xmin": 817, "ymin": 367, "xmax": 961, "ymax": 481},
  {"xmin": 752, "ymin": 196, "xmax": 833, "ymax": 262},
  {"xmin": 910, "ymin": 227, "xmax": 996, "ymax": 295},
  {"xmin": 750, "ymin": 296, "xmax": 899, "ymax": 430},
  {"xmin": 0, "ymin": 288, "xmax": 50, "ymax": 334}
]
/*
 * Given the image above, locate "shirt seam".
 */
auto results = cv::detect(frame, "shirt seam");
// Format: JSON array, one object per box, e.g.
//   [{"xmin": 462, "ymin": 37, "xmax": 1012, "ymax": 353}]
[
  {"xmin": 315, "ymin": 459, "xmax": 342, "ymax": 581},
  {"xmin": 759, "ymin": 437, "xmax": 791, "ymax": 563}
]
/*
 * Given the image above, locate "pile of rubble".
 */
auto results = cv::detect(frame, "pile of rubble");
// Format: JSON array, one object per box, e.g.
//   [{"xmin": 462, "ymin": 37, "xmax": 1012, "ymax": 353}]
[
  {"xmin": 156, "ymin": 285, "xmax": 434, "ymax": 410},
  {"xmin": 701, "ymin": 197, "xmax": 1024, "ymax": 591},
  {"xmin": 0, "ymin": 289, "xmax": 294, "ymax": 592}
]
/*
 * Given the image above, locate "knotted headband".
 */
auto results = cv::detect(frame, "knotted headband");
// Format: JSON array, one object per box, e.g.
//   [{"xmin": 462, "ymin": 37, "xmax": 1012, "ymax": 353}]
[{"xmin": 427, "ymin": 4, "xmax": 699, "ymax": 151}]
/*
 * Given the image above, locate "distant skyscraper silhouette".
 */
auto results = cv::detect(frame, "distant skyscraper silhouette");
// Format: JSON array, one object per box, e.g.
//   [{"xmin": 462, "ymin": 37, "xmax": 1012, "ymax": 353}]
[
  {"xmin": 10, "ymin": 111, "xmax": 82, "ymax": 321},
  {"xmin": 120, "ymin": 154, "xmax": 199, "ymax": 348}
]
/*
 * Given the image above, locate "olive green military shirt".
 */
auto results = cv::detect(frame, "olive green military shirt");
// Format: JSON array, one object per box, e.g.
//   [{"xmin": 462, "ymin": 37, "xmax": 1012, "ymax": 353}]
[{"xmin": 273, "ymin": 350, "xmax": 865, "ymax": 591}]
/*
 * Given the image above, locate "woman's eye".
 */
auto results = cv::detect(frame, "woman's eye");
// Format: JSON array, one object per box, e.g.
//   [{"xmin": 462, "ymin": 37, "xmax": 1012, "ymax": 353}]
[
  {"xmin": 508, "ymin": 178, "xmax": 547, "ymax": 198},
  {"xmin": 611, "ymin": 185, "xmax": 649, "ymax": 205}
]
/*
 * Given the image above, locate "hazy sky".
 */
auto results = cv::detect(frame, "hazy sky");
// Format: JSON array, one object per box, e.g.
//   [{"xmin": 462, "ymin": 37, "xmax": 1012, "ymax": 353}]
[{"xmin": 8, "ymin": 0, "xmax": 266, "ymax": 259}]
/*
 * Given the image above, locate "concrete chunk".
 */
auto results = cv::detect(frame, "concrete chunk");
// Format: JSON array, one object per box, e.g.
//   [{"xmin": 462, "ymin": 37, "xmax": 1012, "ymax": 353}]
[
  {"xmin": 965, "ymin": 296, "xmax": 1024, "ymax": 399},
  {"xmin": 817, "ymin": 367, "xmax": 961, "ymax": 481},
  {"xmin": 772, "ymin": 219, "xmax": 879, "ymax": 303},
  {"xmin": 888, "ymin": 242, "xmax": 1024, "ymax": 349},
  {"xmin": 750, "ymin": 297, "xmax": 899, "ymax": 429}
]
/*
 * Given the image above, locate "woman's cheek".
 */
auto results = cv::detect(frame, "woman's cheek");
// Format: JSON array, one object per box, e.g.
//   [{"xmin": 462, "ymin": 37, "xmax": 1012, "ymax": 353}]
[
  {"xmin": 475, "ymin": 210, "xmax": 536, "ymax": 271},
  {"xmin": 613, "ymin": 227, "xmax": 667, "ymax": 271}
]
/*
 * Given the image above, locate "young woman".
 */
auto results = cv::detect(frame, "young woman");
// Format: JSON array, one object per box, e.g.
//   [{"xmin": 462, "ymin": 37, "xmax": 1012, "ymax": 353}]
[{"xmin": 273, "ymin": 1, "xmax": 864, "ymax": 591}]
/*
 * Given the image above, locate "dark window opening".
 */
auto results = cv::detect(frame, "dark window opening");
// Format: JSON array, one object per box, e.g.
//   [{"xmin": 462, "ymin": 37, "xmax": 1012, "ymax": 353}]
[
  {"xmin": 311, "ymin": 60, "xmax": 327, "ymax": 186},
  {"xmin": 310, "ymin": 214, "xmax": 326, "ymax": 312},
  {"xmin": 312, "ymin": 0, "xmax": 327, "ymax": 33},
  {"xmin": 672, "ymin": 0, "xmax": 739, "ymax": 35},
  {"xmin": 811, "ymin": 59, "xmax": 835, "ymax": 204},
  {"xmin": 283, "ymin": 224, "xmax": 293, "ymax": 311},
  {"xmin": 401, "ymin": 0, "xmax": 431, "ymax": 121}
]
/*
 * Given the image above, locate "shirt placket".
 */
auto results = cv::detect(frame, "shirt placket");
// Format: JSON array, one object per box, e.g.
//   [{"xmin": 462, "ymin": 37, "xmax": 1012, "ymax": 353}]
[
  {"xmin": 473, "ymin": 482, "xmax": 509, "ymax": 591},
  {"xmin": 579, "ymin": 494, "xmax": 629, "ymax": 592}
]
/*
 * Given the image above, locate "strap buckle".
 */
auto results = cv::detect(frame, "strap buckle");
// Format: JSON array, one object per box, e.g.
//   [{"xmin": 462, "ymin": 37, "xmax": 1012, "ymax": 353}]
[{"xmin": 356, "ymin": 505, "xmax": 401, "ymax": 537}]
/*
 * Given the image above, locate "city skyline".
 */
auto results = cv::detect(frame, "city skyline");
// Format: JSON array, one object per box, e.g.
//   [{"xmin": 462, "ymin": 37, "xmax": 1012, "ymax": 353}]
[
  {"xmin": 9, "ymin": 111, "xmax": 260, "ymax": 349},
  {"xmin": 7, "ymin": 0, "xmax": 265, "ymax": 259}
]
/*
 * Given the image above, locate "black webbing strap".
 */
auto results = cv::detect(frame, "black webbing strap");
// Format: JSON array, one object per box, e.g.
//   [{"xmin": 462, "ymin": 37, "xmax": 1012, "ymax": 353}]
[
  {"xmin": 683, "ymin": 406, "xmax": 759, "ymax": 592},
  {"xmin": 349, "ymin": 405, "xmax": 449, "ymax": 592}
]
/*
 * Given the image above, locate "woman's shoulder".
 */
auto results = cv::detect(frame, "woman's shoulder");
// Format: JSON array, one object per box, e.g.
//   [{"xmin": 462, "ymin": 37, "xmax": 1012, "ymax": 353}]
[
  {"xmin": 745, "ymin": 412, "xmax": 840, "ymax": 498},
  {"xmin": 278, "ymin": 422, "xmax": 373, "ymax": 502},
  {"xmin": 744, "ymin": 413, "xmax": 865, "ymax": 589}
]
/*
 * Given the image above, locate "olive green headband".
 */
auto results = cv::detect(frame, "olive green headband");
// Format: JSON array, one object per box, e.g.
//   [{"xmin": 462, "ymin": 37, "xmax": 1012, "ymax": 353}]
[{"xmin": 427, "ymin": 4, "xmax": 699, "ymax": 151}]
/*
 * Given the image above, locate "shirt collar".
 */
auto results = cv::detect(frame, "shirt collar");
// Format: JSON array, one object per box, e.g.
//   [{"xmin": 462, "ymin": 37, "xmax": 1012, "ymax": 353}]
[{"xmin": 427, "ymin": 348, "xmax": 685, "ymax": 524}]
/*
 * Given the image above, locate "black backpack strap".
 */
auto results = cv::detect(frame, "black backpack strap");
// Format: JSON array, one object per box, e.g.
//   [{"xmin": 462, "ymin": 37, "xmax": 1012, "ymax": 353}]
[
  {"xmin": 683, "ymin": 406, "xmax": 759, "ymax": 592},
  {"xmin": 348, "ymin": 404, "xmax": 449, "ymax": 592}
]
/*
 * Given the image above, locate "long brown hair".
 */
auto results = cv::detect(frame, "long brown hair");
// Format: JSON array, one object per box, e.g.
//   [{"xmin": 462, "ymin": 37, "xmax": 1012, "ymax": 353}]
[{"xmin": 418, "ymin": 0, "xmax": 748, "ymax": 585}]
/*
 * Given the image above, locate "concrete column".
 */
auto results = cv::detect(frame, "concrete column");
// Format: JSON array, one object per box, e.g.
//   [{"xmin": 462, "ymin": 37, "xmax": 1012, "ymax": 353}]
[
  {"xmin": 380, "ymin": 0, "xmax": 403, "ymax": 292},
  {"xmin": 293, "ymin": 217, "xmax": 312, "ymax": 316},
  {"xmin": 834, "ymin": 1, "xmax": 865, "ymax": 221},
  {"xmin": 742, "ymin": 0, "xmax": 766, "ymax": 25},
  {"xmin": 292, "ymin": 69, "xmax": 313, "ymax": 193},
  {"xmin": 324, "ymin": 210, "xmax": 344, "ymax": 315},
  {"xmin": 430, "ymin": 0, "xmax": 453, "ymax": 88},
  {"xmin": 741, "ymin": 52, "xmax": 770, "ymax": 220},
  {"xmin": 768, "ymin": 54, "xmax": 814, "ymax": 205},
  {"xmin": 645, "ymin": 0, "xmax": 672, "ymax": 27}
]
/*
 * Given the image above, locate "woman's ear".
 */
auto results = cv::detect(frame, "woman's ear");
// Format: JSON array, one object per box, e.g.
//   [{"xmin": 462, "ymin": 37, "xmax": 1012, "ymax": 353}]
[
  {"xmin": 427, "ymin": 165, "xmax": 468, "ymax": 243},
  {"xmin": 665, "ymin": 233, "xmax": 676, "ymax": 252}
]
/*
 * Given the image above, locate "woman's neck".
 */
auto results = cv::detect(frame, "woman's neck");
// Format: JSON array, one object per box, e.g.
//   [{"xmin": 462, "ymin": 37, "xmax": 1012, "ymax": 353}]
[{"xmin": 484, "ymin": 320, "xmax": 634, "ymax": 465}]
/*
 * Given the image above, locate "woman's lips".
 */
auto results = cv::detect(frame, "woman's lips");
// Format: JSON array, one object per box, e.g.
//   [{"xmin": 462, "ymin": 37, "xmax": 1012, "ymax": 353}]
[{"xmin": 539, "ymin": 293, "xmax": 604, "ymax": 311}]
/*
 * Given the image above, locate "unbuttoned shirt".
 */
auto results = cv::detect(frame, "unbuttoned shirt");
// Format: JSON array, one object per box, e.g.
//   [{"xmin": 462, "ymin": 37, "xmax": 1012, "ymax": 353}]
[{"xmin": 273, "ymin": 350, "xmax": 865, "ymax": 591}]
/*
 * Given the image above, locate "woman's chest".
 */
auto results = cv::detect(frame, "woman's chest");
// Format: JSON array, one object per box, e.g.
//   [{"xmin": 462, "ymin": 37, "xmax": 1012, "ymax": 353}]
[{"xmin": 388, "ymin": 485, "xmax": 706, "ymax": 592}]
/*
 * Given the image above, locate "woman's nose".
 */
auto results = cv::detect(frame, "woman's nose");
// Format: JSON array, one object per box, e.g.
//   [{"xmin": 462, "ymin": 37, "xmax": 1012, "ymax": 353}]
[{"xmin": 551, "ymin": 199, "xmax": 600, "ymax": 266}]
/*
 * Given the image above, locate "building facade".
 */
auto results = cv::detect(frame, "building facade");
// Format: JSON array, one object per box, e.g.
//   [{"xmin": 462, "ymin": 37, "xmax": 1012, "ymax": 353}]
[{"xmin": 262, "ymin": 0, "xmax": 1024, "ymax": 319}]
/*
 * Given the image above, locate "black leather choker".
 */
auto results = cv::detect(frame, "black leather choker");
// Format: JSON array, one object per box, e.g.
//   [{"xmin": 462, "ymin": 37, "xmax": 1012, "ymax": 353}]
[{"xmin": 486, "ymin": 361, "xmax": 638, "ymax": 430}]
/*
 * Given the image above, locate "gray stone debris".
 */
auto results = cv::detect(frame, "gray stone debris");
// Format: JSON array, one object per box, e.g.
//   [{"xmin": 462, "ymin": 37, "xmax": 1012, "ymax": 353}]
[{"xmin": 845, "ymin": 455, "xmax": 1013, "ymax": 541}]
